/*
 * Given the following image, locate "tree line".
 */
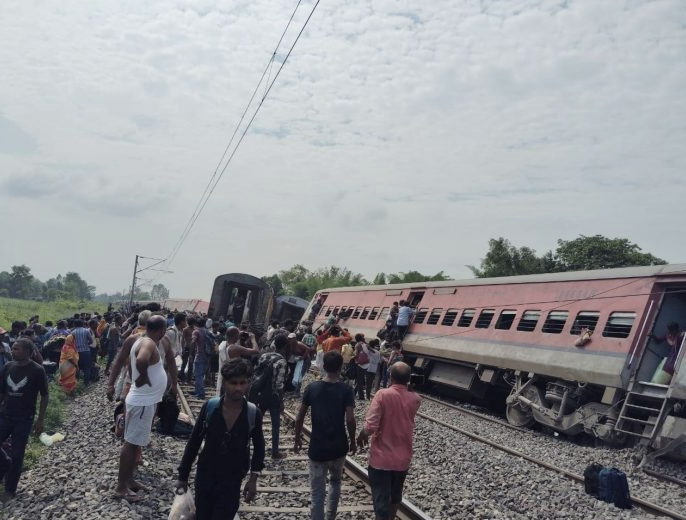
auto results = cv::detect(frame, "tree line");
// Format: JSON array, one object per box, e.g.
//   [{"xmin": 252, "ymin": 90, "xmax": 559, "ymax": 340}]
[
  {"xmin": 263, "ymin": 235, "xmax": 667, "ymax": 300},
  {"xmin": 0, "ymin": 264, "xmax": 170, "ymax": 304}
]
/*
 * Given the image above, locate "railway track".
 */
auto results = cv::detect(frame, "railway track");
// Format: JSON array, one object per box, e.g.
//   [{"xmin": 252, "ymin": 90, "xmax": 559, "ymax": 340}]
[
  {"xmin": 177, "ymin": 380, "xmax": 433, "ymax": 519},
  {"xmin": 415, "ymin": 392, "xmax": 686, "ymax": 520}
]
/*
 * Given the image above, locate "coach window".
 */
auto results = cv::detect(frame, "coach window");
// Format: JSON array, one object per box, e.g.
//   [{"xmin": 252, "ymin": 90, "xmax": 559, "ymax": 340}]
[
  {"xmin": 427, "ymin": 308, "xmax": 443, "ymax": 325},
  {"xmin": 458, "ymin": 309, "xmax": 475, "ymax": 327},
  {"xmin": 360, "ymin": 307, "xmax": 372, "ymax": 320},
  {"xmin": 603, "ymin": 312, "xmax": 636, "ymax": 338},
  {"xmin": 495, "ymin": 310, "xmax": 517, "ymax": 330},
  {"xmin": 475, "ymin": 309, "xmax": 495, "ymax": 329},
  {"xmin": 441, "ymin": 309, "xmax": 459, "ymax": 326},
  {"xmin": 352, "ymin": 307, "xmax": 362, "ymax": 319},
  {"xmin": 379, "ymin": 307, "xmax": 390, "ymax": 321},
  {"xmin": 517, "ymin": 311, "xmax": 540, "ymax": 332},
  {"xmin": 332, "ymin": 306, "xmax": 340, "ymax": 316},
  {"xmin": 369, "ymin": 307, "xmax": 380, "ymax": 320},
  {"xmin": 542, "ymin": 311, "xmax": 569, "ymax": 334},
  {"xmin": 414, "ymin": 308, "xmax": 429, "ymax": 324},
  {"xmin": 570, "ymin": 311, "xmax": 600, "ymax": 335},
  {"xmin": 324, "ymin": 307, "xmax": 332, "ymax": 317}
]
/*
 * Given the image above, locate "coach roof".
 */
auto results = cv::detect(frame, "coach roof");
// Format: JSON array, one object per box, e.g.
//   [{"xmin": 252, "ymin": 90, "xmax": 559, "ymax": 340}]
[{"xmin": 316, "ymin": 263, "xmax": 686, "ymax": 294}]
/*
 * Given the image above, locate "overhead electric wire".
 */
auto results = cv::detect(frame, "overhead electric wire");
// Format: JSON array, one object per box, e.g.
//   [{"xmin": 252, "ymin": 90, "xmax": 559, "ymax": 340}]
[{"xmin": 166, "ymin": 0, "xmax": 315, "ymax": 268}]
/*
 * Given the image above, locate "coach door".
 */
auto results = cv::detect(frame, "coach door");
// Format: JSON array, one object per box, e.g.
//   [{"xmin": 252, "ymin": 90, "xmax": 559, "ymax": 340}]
[{"xmin": 635, "ymin": 286, "xmax": 686, "ymax": 389}]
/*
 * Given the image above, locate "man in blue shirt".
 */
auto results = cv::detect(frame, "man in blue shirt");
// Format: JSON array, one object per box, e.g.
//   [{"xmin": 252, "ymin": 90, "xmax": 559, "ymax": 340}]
[
  {"xmin": 72, "ymin": 319, "xmax": 95, "ymax": 385},
  {"xmin": 395, "ymin": 301, "xmax": 416, "ymax": 340}
]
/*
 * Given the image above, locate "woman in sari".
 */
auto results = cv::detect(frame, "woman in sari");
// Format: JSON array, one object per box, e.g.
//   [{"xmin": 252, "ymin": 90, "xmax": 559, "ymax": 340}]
[{"xmin": 58, "ymin": 334, "xmax": 79, "ymax": 393}]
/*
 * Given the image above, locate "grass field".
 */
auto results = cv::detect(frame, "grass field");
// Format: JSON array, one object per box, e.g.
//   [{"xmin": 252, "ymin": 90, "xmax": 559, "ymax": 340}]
[{"xmin": 0, "ymin": 297, "xmax": 107, "ymax": 330}]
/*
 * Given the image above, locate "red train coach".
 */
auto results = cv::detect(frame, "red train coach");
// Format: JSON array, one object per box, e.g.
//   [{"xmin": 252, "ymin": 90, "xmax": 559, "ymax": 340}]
[{"xmin": 304, "ymin": 264, "xmax": 686, "ymax": 461}]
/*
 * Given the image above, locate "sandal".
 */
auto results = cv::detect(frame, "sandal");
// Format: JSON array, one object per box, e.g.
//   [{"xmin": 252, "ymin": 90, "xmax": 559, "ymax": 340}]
[{"xmin": 113, "ymin": 491, "xmax": 143, "ymax": 503}]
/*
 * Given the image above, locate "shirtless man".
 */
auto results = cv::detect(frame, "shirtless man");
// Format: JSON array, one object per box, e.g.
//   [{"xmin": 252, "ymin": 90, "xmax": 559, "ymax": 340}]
[
  {"xmin": 114, "ymin": 315, "xmax": 168, "ymax": 501},
  {"xmin": 216, "ymin": 327, "xmax": 260, "ymax": 395}
]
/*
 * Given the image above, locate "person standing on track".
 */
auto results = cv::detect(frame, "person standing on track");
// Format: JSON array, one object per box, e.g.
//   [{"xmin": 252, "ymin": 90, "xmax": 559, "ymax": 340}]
[
  {"xmin": 357, "ymin": 362, "xmax": 420, "ymax": 520},
  {"xmin": 114, "ymin": 315, "xmax": 168, "ymax": 502},
  {"xmin": 294, "ymin": 351, "xmax": 356, "ymax": 520},
  {"xmin": 0, "ymin": 338, "xmax": 49, "ymax": 503},
  {"xmin": 71, "ymin": 319, "xmax": 95, "ymax": 385},
  {"xmin": 216, "ymin": 327, "xmax": 260, "ymax": 395},
  {"xmin": 321, "ymin": 326, "xmax": 352, "ymax": 353},
  {"xmin": 177, "ymin": 358, "xmax": 265, "ymax": 520},
  {"xmin": 191, "ymin": 319, "xmax": 210, "ymax": 399}
]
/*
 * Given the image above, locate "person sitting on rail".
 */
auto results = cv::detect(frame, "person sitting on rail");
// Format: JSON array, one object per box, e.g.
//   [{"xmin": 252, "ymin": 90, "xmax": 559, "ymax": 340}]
[
  {"xmin": 177, "ymin": 358, "xmax": 265, "ymax": 520},
  {"xmin": 294, "ymin": 350, "xmax": 356, "ymax": 520},
  {"xmin": 650, "ymin": 322, "xmax": 685, "ymax": 384}
]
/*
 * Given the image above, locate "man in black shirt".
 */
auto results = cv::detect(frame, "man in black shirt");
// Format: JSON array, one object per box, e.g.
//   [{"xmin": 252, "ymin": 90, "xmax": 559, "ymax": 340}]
[
  {"xmin": 294, "ymin": 351, "xmax": 356, "ymax": 520},
  {"xmin": 176, "ymin": 358, "xmax": 265, "ymax": 520},
  {"xmin": 0, "ymin": 338, "xmax": 49, "ymax": 502}
]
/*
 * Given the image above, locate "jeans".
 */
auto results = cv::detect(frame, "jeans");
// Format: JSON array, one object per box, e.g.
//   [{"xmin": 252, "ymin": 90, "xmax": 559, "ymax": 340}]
[
  {"xmin": 397, "ymin": 325, "xmax": 409, "ymax": 340},
  {"xmin": 355, "ymin": 365, "xmax": 367, "ymax": 400},
  {"xmin": 0, "ymin": 415, "xmax": 33, "ymax": 494},
  {"xmin": 310, "ymin": 456, "xmax": 346, "ymax": 520},
  {"xmin": 194, "ymin": 357, "xmax": 207, "ymax": 398},
  {"xmin": 260, "ymin": 401, "xmax": 281, "ymax": 456},
  {"xmin": 293, "ymin": 358, "xmax": 311, "ymax": 395},
  {"xmin": 78, "ymin": 349, "xmax": 92, "ymax": 385},
  {"xmin": 179, "ymin": 348, "xmax": 190, "ymax": 380},
  {"xmin": 195, "ymin": 472, "xmax": 241, "ymax": 520}
]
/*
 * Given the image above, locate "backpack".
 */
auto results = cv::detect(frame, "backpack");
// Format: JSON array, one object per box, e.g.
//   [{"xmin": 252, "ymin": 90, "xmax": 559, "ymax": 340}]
[
  {"xmin": 205, "ymin": 397, "xmax": 257, "ymax": 434},
  {"xmin": 203, "ymin": 330, "xmax": 216, "ymax": 356},
  {"xmin": 583, "ymin": 463, "xmax": 603, "ymax": 497},
  {"xmin": 356, "ymin": 347, "xmax": 369, "ymax": 365},
  {"xmin": 248, "ymin": 354, "xmax": 281, "ymax": 409},
  {"xmin": 598, "ymin": 467, "xmax": 632, "ymax": 509}
]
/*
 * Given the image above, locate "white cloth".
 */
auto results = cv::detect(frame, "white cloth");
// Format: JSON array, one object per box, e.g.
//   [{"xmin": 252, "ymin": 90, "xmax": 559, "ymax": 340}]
[
  {"xmin": 165, "ymin": 326, "xmax": 184, "ymax": 357},
  {"xmin": 124, "ymin": 404, "xmax": 156, "ymax": 446},
  {"xmin": 216, "ymin": 340, "xmax": 228, "ymax": 395},
  {"xmin": 126, "ymin": 337, "xmax": 167, "ymax": 407},
  {"xmin": 367, "ymin": 348, "xmax": 381, "ymax": 373}
]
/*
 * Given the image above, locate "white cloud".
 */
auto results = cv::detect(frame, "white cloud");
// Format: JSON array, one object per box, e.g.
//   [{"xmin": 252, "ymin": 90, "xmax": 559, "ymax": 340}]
[{"xmin": 0, "ymin": 0, "xmax": 684, "ymax": 298}]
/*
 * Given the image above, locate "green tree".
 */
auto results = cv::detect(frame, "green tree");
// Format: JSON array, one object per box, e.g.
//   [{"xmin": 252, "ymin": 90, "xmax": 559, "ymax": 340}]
[
  {"xmin": 261, "ymin": 274, "xmax": 284, "ymax": 297},
  {"xmin": 387, "ymin": 270, "xmax": 452, "ymax": 284},
  {"xmin": 468, "ymin": 238, "xmax": 551, "ymax": 278},
  {"xmin": 273, "ymin": 265, "xmax": 369, "ymax": 300},
  {"xmin": 9, "ymin": 265, "xmax": 34, "ymax": 298},
  {"xmin": 372, "ymin": 273, "xmax": 387, "ymax": 285},
  {"xmin": 555, "ymin": 235, "xmax": 667, "ymax": 271},
  {"xmin": 150, "ymin": 283, "xmax": 170, "ymax": 301},
  {"xmin": 63, "ymin": 272, "xmax": 93, "ymax": 300}
]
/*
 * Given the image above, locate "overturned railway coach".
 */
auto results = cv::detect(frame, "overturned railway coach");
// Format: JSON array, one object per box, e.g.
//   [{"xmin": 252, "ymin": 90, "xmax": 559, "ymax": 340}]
[{"xmin": 304, "ymin": 264, "xmax": 686, "ymax": 460}]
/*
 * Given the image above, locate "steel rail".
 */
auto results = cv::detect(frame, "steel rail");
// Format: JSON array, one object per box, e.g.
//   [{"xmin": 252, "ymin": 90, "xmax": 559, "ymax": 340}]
[
  {"xmin": 420, "ymin": 392, "xmax": 686, "ymax": 490},
  {"xmin": 417, "ymin": 410, "xmax": 686, "ymax": 520},
  {"xmin": 281, "ymin": 408, "xmax": 433, "ymax": 520}
]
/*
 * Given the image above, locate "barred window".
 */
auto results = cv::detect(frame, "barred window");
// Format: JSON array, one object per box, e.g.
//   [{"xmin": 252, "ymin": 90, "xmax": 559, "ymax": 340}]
[
  {"xmin": 517, "ymin": 311, "xmax": 540, "ymax": 332},
  {"xmin": 542, "ymin": 311, "xmax": 569, "ymax": 334}
]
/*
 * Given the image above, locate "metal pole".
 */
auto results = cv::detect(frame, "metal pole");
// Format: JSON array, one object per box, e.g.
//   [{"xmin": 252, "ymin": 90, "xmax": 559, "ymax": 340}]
[{"xmin": 128, "ymin": 255, "xmax": 139, "ymax": 308}]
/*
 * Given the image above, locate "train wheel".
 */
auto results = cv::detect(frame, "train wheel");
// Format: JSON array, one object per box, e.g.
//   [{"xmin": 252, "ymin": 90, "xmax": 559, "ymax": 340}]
[{"xmin": 506, "ymin": 401, "xmax": 535, "ymax": 428}]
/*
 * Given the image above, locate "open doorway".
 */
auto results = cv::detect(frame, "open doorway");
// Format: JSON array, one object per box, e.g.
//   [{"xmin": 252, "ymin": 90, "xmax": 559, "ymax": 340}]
[{"xmin": 636, "ymin": 287, "xmax": 686, "ymax": 384}]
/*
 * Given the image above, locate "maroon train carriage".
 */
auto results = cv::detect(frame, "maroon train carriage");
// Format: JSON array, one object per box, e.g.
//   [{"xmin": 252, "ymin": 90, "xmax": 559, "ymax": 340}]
[{"xmin": 303, "ymin": 264, "xmax": 686, "ymax": 461}]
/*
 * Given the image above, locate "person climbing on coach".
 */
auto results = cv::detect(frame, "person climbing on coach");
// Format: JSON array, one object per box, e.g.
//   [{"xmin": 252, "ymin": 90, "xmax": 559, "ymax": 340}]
[
  {"xmin": 176, "ymin": 358, "xmax": 265, "ymax": 520},
  {"xmin": 357, "ymin": 362, "xmax": 421, "ymax": 520},
  {"xmin": 114, "ymin": 316, "xmax": 168, "ymax": 502},
  {"xmin": 395, "ymin": 301, "xmax": 415, "ymax": 340},
  {"xmin": 0, "ymin": 338, "xmax": 49, "ymax": 503},
  {"xmin": 294, "ymin": 351, "xmax": 356, "ymax": 520}
]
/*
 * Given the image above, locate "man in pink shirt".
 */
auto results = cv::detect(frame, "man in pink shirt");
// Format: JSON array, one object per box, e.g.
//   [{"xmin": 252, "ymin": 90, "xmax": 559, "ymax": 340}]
[{"xmin": 357, "ymin": 362, "xmax": 420, "ymax": 520}]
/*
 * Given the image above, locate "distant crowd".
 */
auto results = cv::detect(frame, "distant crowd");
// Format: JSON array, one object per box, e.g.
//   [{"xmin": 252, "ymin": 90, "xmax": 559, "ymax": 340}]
[{"xmin": 0, "ymin": 301, "xmax": 422, "ymax": 520}]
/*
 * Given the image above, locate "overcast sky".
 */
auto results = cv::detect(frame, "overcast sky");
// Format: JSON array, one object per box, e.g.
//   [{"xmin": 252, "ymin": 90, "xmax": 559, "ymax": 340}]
[{"xmin": 1, "ymin": 0, "xmax": 684, "ymax": 298}]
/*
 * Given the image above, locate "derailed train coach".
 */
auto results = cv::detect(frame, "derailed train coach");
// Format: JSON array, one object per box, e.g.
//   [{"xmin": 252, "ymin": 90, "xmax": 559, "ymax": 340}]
[
  {"xmin": 207, "ymin": 273, "xmax": 309, "ymax": 337},
  {"xmin": 303, "ymin": 264, "xmax": 686, "ymax": 461}
]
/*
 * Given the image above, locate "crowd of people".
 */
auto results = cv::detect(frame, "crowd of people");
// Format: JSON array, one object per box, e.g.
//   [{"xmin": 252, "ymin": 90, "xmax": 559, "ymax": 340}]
[{"xmin": 0, "ymin": 303, "xmax": 422, "ymax": 520}]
